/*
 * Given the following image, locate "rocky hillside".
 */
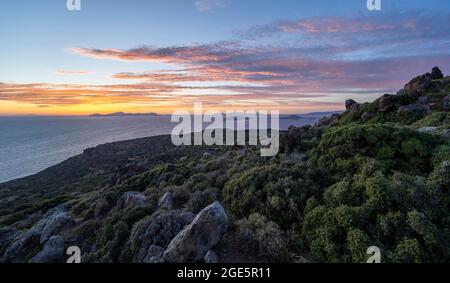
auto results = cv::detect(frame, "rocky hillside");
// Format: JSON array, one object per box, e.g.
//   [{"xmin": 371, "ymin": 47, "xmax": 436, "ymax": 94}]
[{"xmin": 0, "ymin": 68, "xmax": 449, "ymax": 263}]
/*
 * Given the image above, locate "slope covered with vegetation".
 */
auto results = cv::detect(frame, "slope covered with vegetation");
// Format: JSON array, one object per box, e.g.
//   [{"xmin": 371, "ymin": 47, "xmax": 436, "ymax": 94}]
[{"xmin": 0, "ymin": 68, "xmax": 449, "ymax": 263}]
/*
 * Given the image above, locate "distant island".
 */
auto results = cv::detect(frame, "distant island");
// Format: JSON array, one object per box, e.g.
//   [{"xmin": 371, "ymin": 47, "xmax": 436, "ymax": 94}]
[{"xmin": 89, "ymin": 112, "xmax": 159, "ymax": 117}]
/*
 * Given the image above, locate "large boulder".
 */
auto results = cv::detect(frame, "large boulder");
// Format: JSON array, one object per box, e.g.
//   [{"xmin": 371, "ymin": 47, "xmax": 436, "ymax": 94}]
[
  {"xmin": 397, "ymin": 103, "xmax": 430, "ymax": 118},
  {"xmin": 1, "ymin": 206, "xmax": 74, "ymax": 263},
  {"xmin": 1, "ymin": 230, "xmax": 40, "ymax": 263},
  {"xmin": 40, "ymin": 211, "xmax": 75, "ymax": 244},
  {"xmin": 345, "ymin": 99, "xmax": 358, "ymax": 110},
  {"xmin": 315, "ymin": 114, "xmax": 340, "ymax": 127},
  {"xmin": 30, "ymin": 236, "xmax": 65, "ymax": 263},
  {"xmin": 443, "ymin": 95, "xmax": 450, "ymax": 111},
  {"xmin": 378, "ymin": 94, "xmax": 397, "ymax": 112},
  {"xmin": 431, "ymin": 67, "xmax": 444, "ymax": 80},
  {"xmin": 158, "ymin": 192, "xmax": 174, "ymax": 210},
  {"xmin": 163, "ymin": 201, "xmax": 228, "ymax": 263},
  {"xmin": 117, "ymin": 191, "xmax": 147, "ymax": 209},
  {"xmin": 0, "ymin": 228, "xmax": 19, "ymax": 257},
  {"xmin": 404, "ymin": 73, "xmax": 432, "ymax": 93},
  {"xmin": 127, "ymin": 210, "xmax": 195, "ymax": 262},
  {"xmin": 143, "ymin": 245, "xmax": 164, "ymax": 263}
]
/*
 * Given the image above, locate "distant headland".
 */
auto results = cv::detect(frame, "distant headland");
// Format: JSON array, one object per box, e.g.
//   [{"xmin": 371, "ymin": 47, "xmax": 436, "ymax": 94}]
[{"xmin": 89, "ymin": 112, "xmax": 159, "ymax": 117}]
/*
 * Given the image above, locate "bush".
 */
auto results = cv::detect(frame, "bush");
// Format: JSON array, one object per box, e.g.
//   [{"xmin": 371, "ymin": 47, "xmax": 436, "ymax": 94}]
[{"xmin": 236, "ymin": 214, "xmax": 289, "ymax": 262}]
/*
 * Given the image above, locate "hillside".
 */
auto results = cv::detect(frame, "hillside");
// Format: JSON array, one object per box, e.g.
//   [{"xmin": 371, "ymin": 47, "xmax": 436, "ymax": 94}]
[{"xmin": 0, "ymin": 67, "xmax": 449, "ymax": 263}]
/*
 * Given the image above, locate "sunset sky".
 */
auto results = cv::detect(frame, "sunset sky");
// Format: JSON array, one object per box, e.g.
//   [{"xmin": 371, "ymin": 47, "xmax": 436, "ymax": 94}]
[{"xmin": 0, "ymin": 0, "xmax": 449, "ymax": 115}]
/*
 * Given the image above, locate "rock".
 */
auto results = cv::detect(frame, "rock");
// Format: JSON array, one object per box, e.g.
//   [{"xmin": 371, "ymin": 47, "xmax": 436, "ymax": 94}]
[
  {"xmin": 431, "ymin": 67, "xmax": 444, "ymax": 80},
  {"xmin": 40, "ymin": 211, "xmax": 75, "ymax": 244},
  {"xmin": 397, "ymin": 103, "xmax": 430, "ymax": 118},
  {"xmin": 418, "ymin": 127, "xmax": 439, "ymax": 134},
  {"xmin": 204, "ymin": 250, "xmax": 218, "ymax": 263},
  {"xmin": 143, "ymin": 245, "xmax": 164, "ymax": 263},
  {"xmin": 404, "ymin": 73, "xmax": 432, "ymax": 93},
  {"xmin": 128, "ymin": 210, "xmax": 195, "ymax": 262},
  {"xmin": 30, "ymin": 236, "xmax": 65, "ymax": 263},
  {"xmin": 1, "ymin": 206, "xmax": 74, "ymax": 262},
  {"xmin": 378, "ymin": 94, "xmax": 397, "ymax": 112},
  {"xmin": 442, "ymin": 129, "xmax": 450, "ymax": 139},
  {"xmin": 158, "ymin": 192, "xmax": 174, "ymax": 210},
  {"xmin": 117, "ymin": 191, "xmax": 147, "ymax": 209},
  {"xmin": 163, "ymin": 201, "xmax": 228, "ymax": 263},
  {"xmin": 361, "ymin": 112, "xmax": 375, "ymax": 122},
  {"xmin": 443, "ymin": 95, "xmax": 450, "ymax": 111},
  {"xmin": 1, "ymin": 230, "xmax": 40, "ymax": 263},
  {"xmin": 345, "ymin": 99, "xmax": 357, "ymax": 110},
  {"xmin": 417, "ymin": 96, "xmax": 428, "ymax": 104},
  {"xmin": 315, "ymin": 114, "xmax": 340, "ymax": 127},
  {"xmin": 0, "ymin": 228, "xmax": 20, "ymax": 257}
]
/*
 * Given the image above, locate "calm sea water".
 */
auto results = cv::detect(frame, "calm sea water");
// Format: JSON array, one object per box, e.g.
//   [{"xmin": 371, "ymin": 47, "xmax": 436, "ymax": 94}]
[{"xmin": 0, "ymin": 114, "xmax": 328, "ymax": 183}]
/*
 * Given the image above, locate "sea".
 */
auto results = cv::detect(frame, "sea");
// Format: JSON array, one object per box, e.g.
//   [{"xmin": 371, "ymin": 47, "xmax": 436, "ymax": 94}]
[{"xmin": 0, "ymin": 113, "xmax": 335, "ymax": 183}]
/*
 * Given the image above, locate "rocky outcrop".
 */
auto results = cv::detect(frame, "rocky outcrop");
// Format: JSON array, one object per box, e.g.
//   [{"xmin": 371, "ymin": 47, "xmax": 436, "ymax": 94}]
[
  {"xmin": 117, "ymin": 191, "xmax": 147, "ymax": 209},
  {"xmin": 0, "ymin": 228, "xmax": 19, "ymax": 257},
  {"xmin": 40, "ymin": 210, "xmax": 75, "ymax": 244},
  {"xmin": 315, "ymin": 114, "xmax": 340, "ymax": 127},
  {"xmin": 158, "ymin": 192, "xmax": 174, "ymax": 210},
  {"xmin": 0, "ymin": 206, "xmax": 74, "ymax": 263},
  {"xmin": 163, "ymin": 201, "xmax": 228, "ymax": 263},
  {"xmin": 143, "ymin": 245, "xmax": 164, "ymax": 263},
  {"xmin": 1, "ymin": 230, "xmax": 40, "ymax": 263},
  {"xmin": 443, "ymin": 95, "xmax": 450, "ymax": 111},
  {"xmin": 404, "ymin": 73, "xmax": 432, "ymax": 94},
  {"xmin": 361, "ymin": 112, "xmax": 375, "ymax": 123},
  {"xmin": 397, "ymin": 103, "xmax": 430, "ymax": 118},
  {"xmin": 127, "ymin": 210, "xmax": 195, "ymax": 263},
  {"xmin": 379, "ymin": 94, "xmax": 397, "ymax": 113},
  {"xmin": 30, "ymin": 236, "xmax": 65, "ymax": 263},
  {"xmin": 345, "ymin": 99, "xmax": 358, "ymax": 110},
  {"xmin": 431, "ymin": 67, "xmax": 444, "ymax": 80}
]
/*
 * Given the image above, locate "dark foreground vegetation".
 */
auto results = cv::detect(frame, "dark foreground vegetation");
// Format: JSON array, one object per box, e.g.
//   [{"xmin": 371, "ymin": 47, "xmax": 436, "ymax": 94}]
[{"xmin": 0, "ymin": 68, "xmax": 449, "ymax": 263}]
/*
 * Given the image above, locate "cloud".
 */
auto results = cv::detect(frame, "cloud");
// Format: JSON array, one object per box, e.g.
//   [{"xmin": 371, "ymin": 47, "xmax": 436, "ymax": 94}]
[
  {"xmin": 195, "ymin": 0, "xmax": 229, "ymax": 12},
  {"xmin": 55, "ymin": 70, "xmax": 93, "ymax": 75},
  {"xmin": 5, "ymin": 10, "xmax": 450, "ymax": 113}
]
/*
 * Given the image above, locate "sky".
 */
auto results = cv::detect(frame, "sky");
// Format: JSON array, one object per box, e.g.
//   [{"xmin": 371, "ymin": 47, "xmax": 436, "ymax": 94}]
[{"xmin": 0, "ymin": 0, "xmax": 449, "ymax": 115}]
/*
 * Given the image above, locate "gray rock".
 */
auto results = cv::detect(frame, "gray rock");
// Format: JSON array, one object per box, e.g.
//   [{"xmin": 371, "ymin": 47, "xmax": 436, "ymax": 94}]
[
  {"xmin": 158, "ymin": 192, "xmax": 174, "ymax": 210},
  {"xmin": 143, "ymin": 245, "xmax": 164, "ymax": 263},
  {"xmin": 204, "ymin": 250, "xmax": 218, "ymax": 263},
  {"xmin": 431, "ymin": 67, "xmax": 444, "ymax": 80},
  {"xmin": 163, "ymin": 201, "xmax": 228, "ymax": 263},
  {"xmin": 361, "ymin": 112, "xmax": 375, "ymax": 123},
  {"xmin": 378, "ymin": 94, "xmax": 397, "ymax": 113},
  {"xmin": 397, "ymin": 103, "xmax": 430, "ymax": 117},
  {"xmin": 417, "ymin": 96, "xmax": 428, "ymax": 104},
  {"xmin": 128, "ymin": 210, "xmax": 195, "ymax": 262},
  {"xmin": 40, "ymin": 211, "xmax": 75, "ymax": 244},
  {"xmin": 117, "ymin": 191, "xmax": 147, "ymax": 209},
  {"xmin": 1, "ymin": 230, "xmax": 40, "ymax": 263},
  {"xmin": 443, "ymin": 95, "xmax": 450, "ymax": 111},
  {"xmin": 1, "ymin": 206, "xmax": 73, "ymax": 263},
  {"xmin": 418, "ymin": 127, "xmax": 439, "ymax": 134},
  {"xmin": 30, "ymin": 236, "xmax": 65, "ymax": 263},
  {"xmin": 404, "ymin": 73, "xmax": 432, "ymax": 93},
  {"xmin": 315, "ymin": 114, "xmax": 340, "ymax": 127},
  {"xmin": 0, "ymin": 228, "xmax": 20, "ymax": 257},
  {"xmin": 345, "ymin": 99, "xmax": 357, "ymax": 110}
]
